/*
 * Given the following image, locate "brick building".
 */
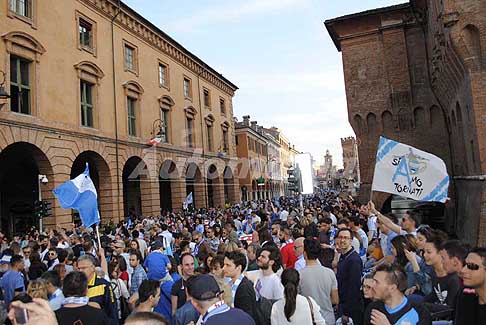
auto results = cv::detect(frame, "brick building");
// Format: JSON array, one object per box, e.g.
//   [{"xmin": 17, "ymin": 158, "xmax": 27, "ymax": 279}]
[
  {"xmin": 325, "ymin": 0, "xmax": 486, "ymax": 244},
  {"xmin": 0, "ymin": 0, "xmax": 240, "ymax": 235},
  {"xmin": 341, "ymin": 136, "xmax": 360, "ymax": 194},
  {"xmin": 235, "ymin": 116, "xmax": 273, "ymax": 201}
]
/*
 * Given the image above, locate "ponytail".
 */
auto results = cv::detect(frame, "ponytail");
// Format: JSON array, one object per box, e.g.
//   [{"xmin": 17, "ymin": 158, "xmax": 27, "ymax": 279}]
[
  {"xmin": 283, "ymin": 281, "xmax": 298, "ymax": 321},
  {"xmin": 281, "ymin": 268, "xmax": 300, "ymax": 321}
]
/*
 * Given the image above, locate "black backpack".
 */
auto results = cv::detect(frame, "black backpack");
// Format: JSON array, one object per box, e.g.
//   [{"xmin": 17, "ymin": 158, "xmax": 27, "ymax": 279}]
[{"xmin": 255, "ymin": 296, "xmax": 277, "ymax": 325}]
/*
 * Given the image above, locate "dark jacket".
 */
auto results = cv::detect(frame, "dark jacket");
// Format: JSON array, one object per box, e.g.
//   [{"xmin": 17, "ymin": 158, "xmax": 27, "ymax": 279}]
[
  {"xmin": 234, "ymin": 276, "xmax": 258, "ymax": 323},
  {"xmin": 87, "ymin": 275, "xmax": 118, "ymax": 325},
  {"xmin": 455, "ymin": 290, "xmax": 486, "ymax": 325},
  {"xmin": 337, "ymin": 248, "xmax": 363, "ymax": 318}
]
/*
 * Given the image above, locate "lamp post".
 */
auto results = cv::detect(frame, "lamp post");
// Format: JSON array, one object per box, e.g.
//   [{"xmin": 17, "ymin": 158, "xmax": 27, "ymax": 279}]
[
  {"xmin": 38, "ymin": 174, "xmax": 48, "ymax": 232},
  {"xmin": 0, "ymin": 70, "xmax": 10, "ymax": 110}
]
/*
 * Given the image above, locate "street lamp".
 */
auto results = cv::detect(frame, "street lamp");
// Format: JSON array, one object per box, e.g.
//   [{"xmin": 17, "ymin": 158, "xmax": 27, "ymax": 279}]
[
  {"xmin": 38, "ymin": 174, "xmax": 48, "ymax": 232},
  {"xmin": 0, "ymin": 70, "xmax": 10, "ymax": 110}
]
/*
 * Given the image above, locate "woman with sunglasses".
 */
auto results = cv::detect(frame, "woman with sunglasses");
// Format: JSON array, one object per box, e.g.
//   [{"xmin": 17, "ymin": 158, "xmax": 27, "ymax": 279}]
[{"xmin": 455, "ymin": 247, "xmax": 486, "ymax": 324}]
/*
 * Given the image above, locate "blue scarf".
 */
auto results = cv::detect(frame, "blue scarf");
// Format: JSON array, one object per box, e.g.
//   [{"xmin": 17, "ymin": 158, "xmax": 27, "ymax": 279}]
[{"xmin": 202, "ymin": 301, "xmax": 230, "ymax": 324}]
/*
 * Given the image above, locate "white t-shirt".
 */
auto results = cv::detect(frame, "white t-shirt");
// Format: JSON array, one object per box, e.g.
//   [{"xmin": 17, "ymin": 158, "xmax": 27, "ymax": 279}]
[
  {"xmin": 247, "ymin": 270, "xmax": 284, "ymax": 300},
  {"xmin": 280, "ymin": 210, "xmax": 289, "ymax": 222}
]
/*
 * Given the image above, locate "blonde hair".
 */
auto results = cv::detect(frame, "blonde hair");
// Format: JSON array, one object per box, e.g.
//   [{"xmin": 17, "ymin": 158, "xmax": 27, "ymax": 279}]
[
  {"xmin": 224, "ymin": 242, "xmax": 239, "ymax": 253},
  {"xmin": 27, "ymin": 279, "xmax": 48, "ymax": 300}
]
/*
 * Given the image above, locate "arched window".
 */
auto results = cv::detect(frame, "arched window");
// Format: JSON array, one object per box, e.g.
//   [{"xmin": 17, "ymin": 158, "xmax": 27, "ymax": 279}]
[
  {"xmin": 413, "ymin": 107, "xmax": 426, "ymax": 128},
  {"xmin": 366, "ymin": 113, "xmax": 377, "ymax": 135},
  {"xmin": 382, "ymin": 110, "xmax": 394, "ymax": 132},
  {"xmin": 353, "ymin": 114, "xmax": 363, "ymax": 136}
]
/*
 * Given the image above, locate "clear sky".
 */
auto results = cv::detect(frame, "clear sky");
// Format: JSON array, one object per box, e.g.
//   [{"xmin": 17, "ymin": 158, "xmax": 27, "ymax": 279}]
[{"xmin": 122, "ymin": 0, "xmax": 406, "ymax": 167}]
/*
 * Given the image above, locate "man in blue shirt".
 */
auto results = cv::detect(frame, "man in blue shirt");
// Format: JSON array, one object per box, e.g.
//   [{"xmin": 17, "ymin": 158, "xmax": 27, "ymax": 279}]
[
  {"xmin": 0, "ymin": 255, "xmax": 25, "ymax": 307},
  {"xmin": 144, "ymin": 240, "xmax": 171, "ymax": 281},
  {"xmin": 364, "ymin": 263, "xmax": 431, "ymax": 325},
  {"xmin": 129, "ymin": 250, "xmax": 147, "ymax": 295}
]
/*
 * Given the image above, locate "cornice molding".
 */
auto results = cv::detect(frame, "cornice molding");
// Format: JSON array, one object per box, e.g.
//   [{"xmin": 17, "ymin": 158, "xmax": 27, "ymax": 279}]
[{"xmin": 78, "ymin": 0, "xmax": 238, "ymax": 96}]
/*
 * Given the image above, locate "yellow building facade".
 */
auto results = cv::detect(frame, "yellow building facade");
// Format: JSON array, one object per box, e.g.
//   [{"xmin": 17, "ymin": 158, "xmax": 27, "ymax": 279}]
[{"xmin": 0, "ymin": 0, "xmax": 240, "ymax": 234}]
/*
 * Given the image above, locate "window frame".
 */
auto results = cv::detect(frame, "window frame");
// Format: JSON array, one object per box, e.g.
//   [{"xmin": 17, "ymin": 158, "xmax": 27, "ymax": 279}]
[
  {"xmin": 80, "ymin": 79, "xmax": 94, "ymax": 128},
  {"xmin": 127, "ymin": 96, "xmax": 137, "ymax": 137},
  {"xmin": 7, "ymin": 0, "xmax": 36, "ymax": 28},
  {"xmin": 75, "ymin": 11, "xmax": 97, "ymax": 56},
  {"xmin": 9, "ymin": 55, "xmax": 31, "ymax": 115},
  {"xmin": 158, "ymin": 61, "xmax": 170, "ymax": 90},
  {"xmin": 123, "ymin": 40, "xmax": 139, "ymax": 75},
  {"xmin": 203, "ymin": 87, "xmax": 211, "ymax": 108},
  {"xmin": 219, "ymin": 97, "xmax": 226, "ymax": 115},
  {"xmin": 74, "ymin": 61, "xmax": 104, "ymax": 130},
  {"xmin": 122, "ymin": 80, "xmax": 144, "ymax": 138},
  {"xmin": 207, "ymin": 124, "xmax": 213, "ymax": 152},
  {"xmin": 186, "ymin": 117, "xmax": 194, "ymax": 148},
  {"xmin": 183, "ymin": 76, "xmax": 192, "ymax": 100}
]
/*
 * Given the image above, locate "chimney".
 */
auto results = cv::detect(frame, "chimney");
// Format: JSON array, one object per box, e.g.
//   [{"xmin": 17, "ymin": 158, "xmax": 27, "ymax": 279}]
[
  {"xmin": 242, "ymin": 115, "xmax": 250, "ymax": 126},
  {"xmin": 250, "ymin": 121, "xmax": 258, "ymax": 130}
]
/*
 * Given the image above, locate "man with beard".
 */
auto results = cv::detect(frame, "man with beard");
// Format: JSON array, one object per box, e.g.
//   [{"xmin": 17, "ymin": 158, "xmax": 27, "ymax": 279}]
[
  {"xmin": 247, "ymin": 244, "xmax": 284, "ymax": 301},
  {"xmin": 270, "ymin": 222, "xmax": 281, "ymax": 247}
]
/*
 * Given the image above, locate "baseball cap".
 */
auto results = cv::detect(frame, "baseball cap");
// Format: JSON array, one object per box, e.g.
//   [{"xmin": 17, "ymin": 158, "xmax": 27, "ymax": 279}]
[
  {"xmin": 186, "ymin": 275, "xmax": 222, "ymax": 300},
  {"xmin": 152, "ymin": 240, "xmax": 164, "ymax": 250}
]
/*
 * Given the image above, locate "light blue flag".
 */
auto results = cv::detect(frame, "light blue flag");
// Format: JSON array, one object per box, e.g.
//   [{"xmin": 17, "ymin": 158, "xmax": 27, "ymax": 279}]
[
  {"xmin": 183, "ymin": 192, "xmax": 193, "ymax": 209},
  {"xmin": 53, "ymin": 163, "xmax": 100, "ymax": 227}
]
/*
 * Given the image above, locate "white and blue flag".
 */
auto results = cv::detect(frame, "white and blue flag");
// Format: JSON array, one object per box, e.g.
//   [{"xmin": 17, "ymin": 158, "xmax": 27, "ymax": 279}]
[
  {"xmin": 183, "ymin": 192, "xmax": 193, "ymax": 209},
  {"xmin": 53, "ymin": 163, "xmax": 101, "ymax": 227},
  {"xmin": 372, "ymin": 136, "xmax": 450, "ymax": 203}
]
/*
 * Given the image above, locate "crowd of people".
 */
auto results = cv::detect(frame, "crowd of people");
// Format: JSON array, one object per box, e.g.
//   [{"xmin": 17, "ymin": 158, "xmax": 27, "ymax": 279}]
[{"xmin": 0, "ymin": 191, "xmax": 485, "ymax": 325}]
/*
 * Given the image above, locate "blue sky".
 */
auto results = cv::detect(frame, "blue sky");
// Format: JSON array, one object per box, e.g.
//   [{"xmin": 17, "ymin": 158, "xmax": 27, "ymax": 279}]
[{"xmin": 123, "ymin": 0, "xmax": 406, "ymax": 166}]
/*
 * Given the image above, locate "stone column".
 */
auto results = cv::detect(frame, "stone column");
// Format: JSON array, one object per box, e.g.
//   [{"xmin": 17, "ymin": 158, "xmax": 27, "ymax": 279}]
[{"xmin": 171, "ymin": 178, "xmax": 186, "ymax": 212}]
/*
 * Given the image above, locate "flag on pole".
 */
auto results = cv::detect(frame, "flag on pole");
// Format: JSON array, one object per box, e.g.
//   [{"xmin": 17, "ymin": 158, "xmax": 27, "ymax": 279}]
[
  {"xmin": 53, "ymin": 163, "xmax": 101, "ymax": 227},
  {"xmin": 183, "ymin": 192, "xmax": 193, "ymax": 210},
  {"xmin": 372, "ymin": 136, "xmax": 450, "ymax": 203},
  {"xmin": 148, "ymin": 136, "xmax": 162, "ymax": 146}
]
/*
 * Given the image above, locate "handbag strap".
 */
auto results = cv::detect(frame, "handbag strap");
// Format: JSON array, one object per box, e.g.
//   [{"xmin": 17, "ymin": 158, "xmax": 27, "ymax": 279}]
[{"xmin": 305, "ymin": 296, "xmax": 317, "ymax": 325}]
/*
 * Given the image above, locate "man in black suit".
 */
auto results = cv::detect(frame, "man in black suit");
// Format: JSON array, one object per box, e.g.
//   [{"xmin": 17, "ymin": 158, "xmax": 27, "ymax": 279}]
[{"xmin": 223, "ymin": 251, "xmax": 258, "ymax": 322}]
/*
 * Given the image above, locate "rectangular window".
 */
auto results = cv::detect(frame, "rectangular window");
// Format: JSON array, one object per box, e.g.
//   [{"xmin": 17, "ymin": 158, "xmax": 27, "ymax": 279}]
[
  {"xmin": 80, "ymin": 80, "xmax": 94, "ymax": 127},
  {"xmin": 160, "ymin": 109, "xmax": 169, "ymax": 143},
  {"xmin": 10, "ymin": 56, "xmax": 31, "ymax": 115},
  {"xmin": 127, "ymin": 97, "xmax": 137, "ymax": 136},
  {"xmin": 207, "ymin": 125, "xmax": 213, "ymax": 151},
  {"xmin": 220, "ymin": 98, "xmax": 226, "ymax": 114},
  {"xmin": 223, "ymin": 129, "xmax": 229, "ymax": 151},
  {"xmin": 183, "ymin": 78, "xmax": 191, "ymax": 99},
  {"xmin": 79, "ymin": 18, "xmax": 92, "ymax": 48},
  {"xmin": 186, "ymin": 117, "xmax": 194, "ymax": 147},
  {"xmin": 9, "ymin": 0, "xmax": 31, "ymax": 18},
  {"xmin": 203, "ymin": 88, "xmax": 210, "ymax": 107},
  {"xmin": 125, "ymin": 45, "xmax": 134, "ymax": 71},
  {"xmin": 159, "ymin": 63, "xmax": 167, "ymax": 88},
  {"xmin": 235, "ymin": 135, "xmax": 239, "ymax": 145}
]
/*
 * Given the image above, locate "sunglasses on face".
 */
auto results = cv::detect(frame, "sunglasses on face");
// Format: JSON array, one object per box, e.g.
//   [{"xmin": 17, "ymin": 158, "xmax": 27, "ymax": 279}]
[{"xmin": 465, "ymin": 262, "xmax": 484, "ymax": 271}]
